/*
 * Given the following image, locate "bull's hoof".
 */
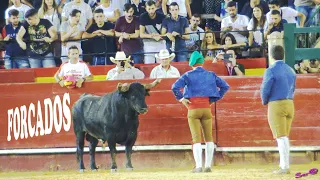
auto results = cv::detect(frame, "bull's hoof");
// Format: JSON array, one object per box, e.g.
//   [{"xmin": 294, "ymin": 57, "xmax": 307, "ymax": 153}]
[
  {"xmin": 110, "ymin": 168, "xmax": 118, "ymax": 173},
  {"xmin": 126, "ymin": 168, "xmax": 133, "ymax": 171},
  {"xmin": 79, "ymin": 169, "xmax": 85, "ymax": 173},
  {"xmin": 92, "ymin": 169, "xmax": 98, "ymax": 172}
]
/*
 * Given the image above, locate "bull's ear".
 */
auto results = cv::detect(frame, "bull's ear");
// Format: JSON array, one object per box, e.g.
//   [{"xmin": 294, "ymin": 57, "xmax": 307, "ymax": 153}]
[
  {"xmin": 144, "ymin": 79, "xmax": 162, "ymax": 90},
  {"xmin": 117, "ymin": 83, "xmax": 130, "ymax": 92}
]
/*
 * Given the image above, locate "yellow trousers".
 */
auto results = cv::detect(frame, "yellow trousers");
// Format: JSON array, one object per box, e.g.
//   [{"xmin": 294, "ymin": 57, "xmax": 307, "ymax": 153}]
[{"xmin": 188, "ymin": 108, "xmax": 213, "ymax": 143}]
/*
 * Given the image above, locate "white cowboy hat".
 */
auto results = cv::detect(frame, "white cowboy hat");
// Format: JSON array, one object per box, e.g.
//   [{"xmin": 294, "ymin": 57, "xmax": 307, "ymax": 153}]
[
  {"xmin": 110, "ymin": 51, "xmax": 131, "ymax": 64},
  {"xmin": 155, "ymin": 49, "xmax": 175, "ymax": 61}
]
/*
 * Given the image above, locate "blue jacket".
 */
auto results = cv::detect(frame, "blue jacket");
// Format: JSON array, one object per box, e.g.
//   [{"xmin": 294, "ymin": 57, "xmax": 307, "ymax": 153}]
[
  {"xmin": 260, "ymin": 60, "xmax": 296, "ymax": 105},
  {"xmin": 172, "ymin": 67, "xmax": 230, "ymax": 103}
]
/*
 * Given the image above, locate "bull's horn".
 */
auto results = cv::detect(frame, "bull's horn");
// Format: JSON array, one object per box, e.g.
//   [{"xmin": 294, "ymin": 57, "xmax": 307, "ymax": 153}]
[
  {"xmin": 144, "ymin": 79, "xmax": 161, "ymax": 89},
  {"xmin": 117, "ymin": 83, "xmax": 130, "ymax": 92}
]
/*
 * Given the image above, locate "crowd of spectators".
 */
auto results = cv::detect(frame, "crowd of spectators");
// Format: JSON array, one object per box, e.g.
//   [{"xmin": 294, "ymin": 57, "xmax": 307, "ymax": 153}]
[{"xmin": 0, "ymin": 0, "xmax": 319, "ymax": 76}]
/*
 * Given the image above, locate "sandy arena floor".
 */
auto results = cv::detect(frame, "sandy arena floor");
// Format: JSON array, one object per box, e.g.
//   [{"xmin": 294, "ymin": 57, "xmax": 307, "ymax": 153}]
[{"xmin": 1, "ymin": 164, "xmax": 319, "ymax": 180}]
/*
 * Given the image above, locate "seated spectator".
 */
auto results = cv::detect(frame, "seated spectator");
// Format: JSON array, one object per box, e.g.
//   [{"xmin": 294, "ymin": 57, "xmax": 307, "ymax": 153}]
[
  {"xmin": 54, "ymin": 46, "xmax": 93, "ymax": 88},
  {"xmin": 106, "ymin": 51, "xmax": 145, "ymax": 80},
  {"xmin": 294, "ymin": 59, "xmax": 320, "ymax": 74},
  {"xmin": 130, "ymin": 0, "xmax": 146, "ymax": 16},
  {"xmin": 266, "ymin": 0, "xmax": 306, "ymax": 27},
  {"xmin": 139, "ymin": 0, "xmax": 166, "ymax": 64},
  {"xmin": 240, "ymin": 0, "xmax": 269, "ymax": 19},
  {"xmin": 162, "ymin": 0, "xmax": 192, "ymax": 18},
  {"xmin": 95, "ymin": 0, "xmax": 120, "ymax": 23},
  {"xmin": 185, "ymin": 14, "xmax": 204, "ymax": 55},
  {"xmin": 214, "ymin": 49, "xmax": 245, "ymax": 76},
  {"xmin": 60, "ymin": 9, "xmax": 84, "ymax": 63},
  {"xmin": 221, "ymin": 1, "xmax": 249, "ymax": 43},
  {"xmin": 115, "ymin": 3, "xmax": 143, "ymax": 64},
  {"xmin": 16, "ymin": 9, "xmax": 57, "ymax": 68},
  {"xmin": 221, "ymin": 33, "xmax": 246, "ymax": 49},
  {"xmin": 294, "ymin": 0, "xmax": 317, "ymax": 27},
  {"xmin": 150, "ymin": 49, "xmax": 180, "ymax": 78},
  {"xmin": 38, "ymin": 0, "xmax": 62, "ymax": 31},
  {"xmin": 201, "ymin": 30, "xmax": 220, "ymax": 61},
  {"xmin": 248, "ymin": 5, "xmax": 267, "ymax": 46},
  {"xmin": 61, "ymin": 0, "xmax": 93, "ymax": 30},
  {"xmin": 264, "ymin": 10, "xmax": 287, "ymax": 40},
  {"xmin": 5, "ymin": 0, "xmax": 32, "ymax": 24},
  {"xmin": 83, "ymin": 8, "xmax": 115, "ymax": 65},
  {"xmin": 2, "ymin": 9, "xmax": 29, "ymax": 69},
  {"xmin": 161, "ymin": 2, "xmax": 190, "ymax": 62}
]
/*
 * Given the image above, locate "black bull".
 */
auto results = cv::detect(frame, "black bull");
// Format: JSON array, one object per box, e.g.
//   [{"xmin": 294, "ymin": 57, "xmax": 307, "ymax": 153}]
[{"xmin": 72, "ymin": 80, "xmax": 160, "ymax": 172}]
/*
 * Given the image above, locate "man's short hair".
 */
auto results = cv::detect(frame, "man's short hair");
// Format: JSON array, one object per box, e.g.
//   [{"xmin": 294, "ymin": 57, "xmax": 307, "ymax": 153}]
[
  {"xmin": 123, "ymin": 3, "xmax": 134, "ymax": 12},
  {"xmin": 271, "ymin": 45, "xmax": 284, "ymax": 60},
  {"xmin": 268, "ymin": 0, "xmax": 280, "ymax": 6},
  {"xmin": 271, "ymin": 10, "xmax": 281, "ymax": 16},
  {"xmin": 68, "ymin": 45, "xmax": 79, "ymax": 52},
  {"xmin": 94, "ymin": 8, "xmax": 104, "ymax": 14},
  {"xmin": 227, "ymin": 1, "xmax": 237, "ymax": 8},
  {"xmin": 146, "ymin": 0, "xmax": 156, "ymax": 6},
  {"xmin": 25, "ymin": 9, "xmax": 38, "ymax": 19},
  {"xmin": 192, "ymin": 14, "xmax": 201, "ymax": 20},
  {"xmin": 70, "ymin": 9, "xmax": 81, "ymax": 17},
  {"xmin": 8, "ymin": 9, "xmax": 19, "ymax": 17},
  {"xmin": 169, "ymin": 2, "xmax": 179, "ymax": 8}
]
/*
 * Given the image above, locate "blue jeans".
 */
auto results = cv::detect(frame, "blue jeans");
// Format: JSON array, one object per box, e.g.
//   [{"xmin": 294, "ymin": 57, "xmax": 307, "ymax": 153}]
[
  {"xmin": 29, "ymin": 53, "xmax": 56, "ymax": 68},
  {"xmin": 91, "ymin": 56, "xmax": 113, "ymax": 65},
  {"xmin": 296, "ymin": 6, "xmax": 316, "ymax": 27},
  {"xmin": 166, "ymin": 40, "xmax": 188, "ymax": 62},
  {"xmin": 172, "ymin": 51, "xmax": 188, "ymax": 62},
  {"xmin": 131, "ymin": 50, "xmax": 144, "ymax": 64},
  {"xmin": 4, "ymin": 55, "xmax": 30, "ymax": 69}
]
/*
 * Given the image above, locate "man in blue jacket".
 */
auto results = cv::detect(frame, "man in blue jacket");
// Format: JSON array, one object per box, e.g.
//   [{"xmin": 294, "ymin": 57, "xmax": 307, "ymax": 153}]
[
  {"xmin": 260, "ymin": 45, "xmax": 296, "ymax": 174},
  {"xmin": 172, "ymin": 51, "xmax": 230, "ymax": 173}
]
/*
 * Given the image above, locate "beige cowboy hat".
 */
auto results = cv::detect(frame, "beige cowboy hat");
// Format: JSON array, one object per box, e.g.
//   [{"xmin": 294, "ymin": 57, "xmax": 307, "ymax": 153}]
[
  {"xmin": 155, "ymin": 49, "xmax": 175, "ymax": 61},
  {"xmin": 110, "ymin": 51, "xmax": 131, "ymax": 64}
]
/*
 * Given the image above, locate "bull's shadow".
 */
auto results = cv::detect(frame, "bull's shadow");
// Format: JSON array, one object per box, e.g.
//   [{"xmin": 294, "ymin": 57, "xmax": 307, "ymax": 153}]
[{"xmin": 72, "ymin": 79, "xmax": 161, "ymax": 172}]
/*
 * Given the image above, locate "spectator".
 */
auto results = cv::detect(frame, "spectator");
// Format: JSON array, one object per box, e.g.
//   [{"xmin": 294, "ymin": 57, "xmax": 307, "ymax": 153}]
[
  {"xmin": 61, "ymin": 0, "xmax": 93, "ymax": 30},
  {"xmin": 54, "ymin": 46, "xmax": 93, "ymax": 88},
  {"xmin": 266, "ymin": 0, "xmax": 306, "ymax": 27},
  {"xmin": 38, "ymin": 0, "xmax": 62, "ymax": 32},
  {"xmin": 115, "ymin": 3, "xmax": 143, "ymax": 64},
  {"xmin": 150, "ymin": 49, "xmax": 180, "ymax": 78},
  {"xmin": 106, "ymin": 51, "xmax": 145, "ymax": 80},
  {"xmin": 201, "ymin": 30, "xmax": 220, "ymax": 61},
  {"xmin": 294, "ymin": 0, "xmax": 317, "ymax": 26},
  {"xmin": 264, "ymin": 10, "xmax": 287, "ymax": 40},
  {"xmin": 83, "ymin": 8, "xmax": 116, "ymax": 65},
  {"xmin": 162, "ymin": 0, "xmax": 192, "ymax": 18},
  {"xmin": 60, "ymin": 9, "xmax": 84, "ymax": 63},
  {"xmin": 111, "ymin": 0, "xmax": 127, "ymax": 15},
  {"xmin": 221, "ymin": 1, "xmax": 249, "ymax": 43},
  {"xmin": 2, "ymin": 9, "xmax": 29, "ymax": 69},
  {"xmin": 130, "ymin": 0, "xmax": 146, "ymax": 16},
  {"xmin": 203, "ymin": 0, "xmax": 222, "ymax": 31},
  {"xmin": 161, "ymin": 2, "xmax": 190, "ymax": 62},
  {"xmin": 5, "ymin": 0, "xmax": 32, "ymax": 24},
  {"xmin": 221, "ymin": 33, "xmax": 247, "ymax": 58},
  {"xmin": 16, "ymin": 8, "xmax": 57, "ymax": 68},
  {"xmin": 248, "ymin": 5, "xmax": 267, "ymax": 46},
  {"xmin": 185, "ymin": 14, "xmax": 204, "ymax": 55},
  {"xmin": 139, "ymin": 0, "xmax": 166, "ymax": 64},
  {"xmin": 214, "ymin": 49, "xmax": 245, "ymax": 76},
  {"xmin": 95, "ymin": 0, "xmax": 120, "ymax": 23},
  {"xmin": 294, "ymin": 59, "xmax": 320, "ymax": 74},
  {"xmin": 240, "ymin": 0, "xmax": 269, "ymax": 19}
]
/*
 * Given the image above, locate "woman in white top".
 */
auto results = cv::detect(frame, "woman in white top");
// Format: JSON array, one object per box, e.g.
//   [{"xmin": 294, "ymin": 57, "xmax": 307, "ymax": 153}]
[
  {"xmin": 96, "ymin": 0, "xmax": 120, "ymax": 23},
  {"xmin": 38, "ymin": 0, "xmax": 62, "ymax": 31},
  {"xmin": 162, "ymin": 0, "xmax": 192, "ymax": 18},
  {"xmin": 247, "ymin": 5, "xmax": 267, "ymax": 46}
]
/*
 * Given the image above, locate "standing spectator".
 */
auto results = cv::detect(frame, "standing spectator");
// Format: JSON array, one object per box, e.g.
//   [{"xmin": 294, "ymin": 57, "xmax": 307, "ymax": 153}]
[
  {"xmin": 240, "ymin": 0, "xmax": 269, "ymax": 19},
  {"xmin": 201, "ymin": 30, "xmax": 220, "ymax": 61},
  {"xmin": 16, "ymin": 9, "xmax": 57, "ymax": 68},
  {"xmin": 248, "ymin": 5, "xmax": 267, "ymax": 46},
  {"xmin": 60, "ymin": 9, "xmax": 84, "ymax": 63},
  {"xmin": 5, "ymin": 0, "xmax": 32, "ymax": 24},
  {"xmin": 150, "ymin": 49, "xmax": 180, "ymax": 78},
  {"xmin": 95, "ymin": 0, "xmax": 120, "ymax": 23},
  {"xmin": 266, "ymin": 0, "xmax": 306, "ymax": 27},
  {"xmin": 264, "ymin": 10, "xmax": 287, "ymax": 40},
  {"xmin": 112, "ymin": 0, "xmax": 127, "ymax": 15},
  {"xmin": 83, "ymin": 8, "xmax": 116, "ymax": 65},
  {"xmin": 221, "ymin": 1, "xmax": 249, "ymax": 43},
  {"xmin": 162, "ymin": 0, "xmax": 192, "ymax": 18},
  {"xmin": 260, "ymin": 45, "xmax": 296, "ymax": 175},
  {"xmin": 61, "ymin": 0, "xmax": 93, "ymax": 30},
  {"xmin": 185, "ymin": 14, "xmax": 204, "ymax": 55},
  {"xmin": 115, "ymin": 3, "xmax": 143, "ymax": 64},
  {"xmin": 294, "ymin": 0, "xmax": 317, "ymax": 26},
  {"xmin": 161, "ymin": 2, "xmax": 190, "ymax": 62},
  {"xmin": 130, "ymin": 0, "xmax": 146, "ymax": 16},
  {"xmin": 2, "ymin": 9, "xmax": 29, "ymax": 69},
  {"xmin": 140, "ymin": 0, "xmax": 166, "ymax": 64},
  {"xmin": 38, "ymin": 0, "xmax": 62, "ymax": 32}
]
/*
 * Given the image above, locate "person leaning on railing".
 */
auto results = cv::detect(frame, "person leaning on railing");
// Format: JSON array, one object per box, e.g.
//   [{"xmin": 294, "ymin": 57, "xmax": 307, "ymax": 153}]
[{"xmin": 200, "ymin": 30, "xmax": 220, "ymax": 61}]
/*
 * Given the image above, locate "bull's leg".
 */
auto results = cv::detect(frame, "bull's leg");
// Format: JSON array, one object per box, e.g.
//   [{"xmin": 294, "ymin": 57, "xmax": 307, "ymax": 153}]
[
  {"xmin": 108, "ymin": 142, "xmax": 118, "ymax": 172},
  {"xmin": 76, "ymin": 132, "xmax": 86, "ymax": 172},
  {"xmin": 86, "ymin": 134, "xmax": 99, "ymax": 171},
  {"xmin": 125, "ymin": 145, "xmax": 134, "ymax": 170}
]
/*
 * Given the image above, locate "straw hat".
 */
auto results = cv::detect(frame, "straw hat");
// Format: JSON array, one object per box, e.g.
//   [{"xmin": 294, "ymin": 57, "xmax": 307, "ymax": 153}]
[
  {"xmin": 110, "ymin": 51, "xmax": 131, "ymax": 64},
  {"xmin": 155, "ymin": 49, "xmax": 175, "ymax": 61}
]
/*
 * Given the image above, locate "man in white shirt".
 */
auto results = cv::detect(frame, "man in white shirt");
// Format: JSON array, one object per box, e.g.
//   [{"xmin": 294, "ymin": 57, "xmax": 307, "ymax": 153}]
[
  {"xmin": 266, "ymin": 0, "xmax": 306, "ymax": 27},
  {"xmin": 61, "ymin": 0, "xmax": 93, "ymax": 30},
  {"xmin": 5, "ymin": 0, "xmax": 31, "ymax": 24},
  {"xmin": 54, "ymin": 46, "xmax": 93, "ymax": 88},
  {"xmin": 150, "ymin": 49, "xmax": 180, "ymax": 78},
  {"xmin": 221, "ymin": 1, "xmax": 249, "ymax": 43},
  {"xmin": 106, "ymin": 51, "xmax": 145, "ymax": 80}
]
